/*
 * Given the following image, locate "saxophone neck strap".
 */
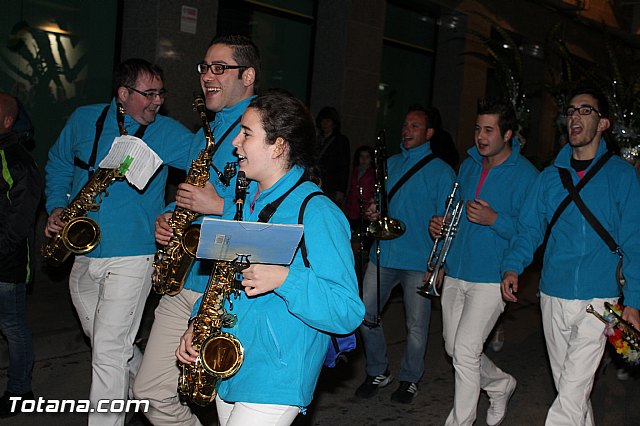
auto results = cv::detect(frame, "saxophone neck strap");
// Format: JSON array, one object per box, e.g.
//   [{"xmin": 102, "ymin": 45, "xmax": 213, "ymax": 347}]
[
  {"xmin": 541, "ymin": 151, "xmax": 614, "ymax": 254},
  {"xmin": 76, "ymin": 104, "xmax": 148, "ymax": 179},
  {"xmin": 257, "ymin": 176, "xmax": 307, "ymax": 223},
  {"xmin": 387, "ymin": 153, "xmax": 436, "ymax": 202}
]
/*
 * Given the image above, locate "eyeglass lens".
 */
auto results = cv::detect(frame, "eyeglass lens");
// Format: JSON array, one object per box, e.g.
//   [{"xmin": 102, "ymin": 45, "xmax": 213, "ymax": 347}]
[{"xmin": 565, "ymin": 106, "xmax": 596, "ymax": 117}]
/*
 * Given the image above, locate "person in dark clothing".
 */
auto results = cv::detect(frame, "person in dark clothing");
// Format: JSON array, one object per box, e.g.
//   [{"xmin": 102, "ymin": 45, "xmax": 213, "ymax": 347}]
[
  {"xmin": 426, "ymin": 106, "xmax": 460, "ymax": 170},
  {"xmin": 0, "ymin": 92, "xmax": 42, "ymax": 418},
  {"xmin": 316, "ymin": 106, "xmax": 351, "ymax": 206}
]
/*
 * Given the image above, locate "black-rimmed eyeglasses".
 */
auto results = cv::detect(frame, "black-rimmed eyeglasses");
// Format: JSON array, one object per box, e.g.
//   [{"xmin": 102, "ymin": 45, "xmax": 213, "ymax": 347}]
[
  {"xmin": 197, "ymin": 62, "xmax": 248, "ymax": 75},
  {"xmin": 126, "ymin": 86, "xmax": 168, "ymax": 100},
  {"xmin": 564, "ymin": 106, "xmax": 601, "ymax": 117}
]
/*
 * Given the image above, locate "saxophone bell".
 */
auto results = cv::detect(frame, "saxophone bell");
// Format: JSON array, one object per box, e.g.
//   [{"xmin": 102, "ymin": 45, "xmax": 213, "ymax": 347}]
[{"xmin": 181, "ymin": 225, "xmax": 202, "ymax": 258}]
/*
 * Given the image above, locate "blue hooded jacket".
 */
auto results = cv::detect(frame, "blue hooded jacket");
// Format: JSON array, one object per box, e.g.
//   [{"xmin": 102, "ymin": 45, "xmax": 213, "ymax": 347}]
[
  {"xmin": 369, "ymin": 142, "xmax": 455, "ymax": 272},
  {"xmin": 501, "ymin": 139, "xmax": 640, "ymax": 309},
  {"xmin": 45, "ymin": 99, "xmax": 195, "ymax": 257},
  {"xmin": 446, "ymin": 140, "xmax": 539, "ymax": 283},
  {"xmin": 192, "ymin": 165, "xmax": 364, "ymax": 408}
]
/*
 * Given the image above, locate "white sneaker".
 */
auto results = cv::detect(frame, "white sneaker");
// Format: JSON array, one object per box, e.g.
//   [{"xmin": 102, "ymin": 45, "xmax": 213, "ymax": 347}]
[{"xmin": 486, "ymin": 376, "xmax": 517, "ymax": 426}]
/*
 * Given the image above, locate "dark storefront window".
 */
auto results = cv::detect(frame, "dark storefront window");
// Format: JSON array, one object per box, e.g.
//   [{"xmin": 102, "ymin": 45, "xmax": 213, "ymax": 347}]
[
  {"xmin": 217, "ymin": 0, "xmax": 315, "ymax": 102},
  {"xmin": 378, "ymin": 2, "xmax": 437, "ymax": 153}
]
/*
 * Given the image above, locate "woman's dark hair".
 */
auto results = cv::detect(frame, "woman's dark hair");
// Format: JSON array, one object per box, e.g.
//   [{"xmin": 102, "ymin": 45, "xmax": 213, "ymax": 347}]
[
  {"xmin": 315, "ymin": 106, "xmax": 341, "ymax": 134},
  {"xmin": 249, "ymin": 89, "xmax": 317, "ymax": 172},
  {"xmin": 352, "ymin": 145, "xmax": 374, "ymax": 167}
]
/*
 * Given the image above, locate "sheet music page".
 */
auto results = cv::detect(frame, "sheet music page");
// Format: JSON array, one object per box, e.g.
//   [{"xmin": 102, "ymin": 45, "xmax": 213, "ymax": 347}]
[
  {"xmin": 197, "ymin": 218, "xmax": 304, "ymax": 265},
  {"xmin": 98, "ymin": 135, "xmax": 163, "ymax": 189}
]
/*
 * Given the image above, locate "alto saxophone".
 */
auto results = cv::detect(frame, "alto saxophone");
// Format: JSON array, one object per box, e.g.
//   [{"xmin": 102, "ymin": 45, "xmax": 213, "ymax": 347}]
[
  {"xmin": 42, "ymin": 104, "xmax": 128, "ymax": 265},
  {"xmin": 152, "ymin": 96, "xmax": 220, "ymax": 296},
  {"xmin": 178, "ymin": 172, "xmax": 249, "ymax": 406}
]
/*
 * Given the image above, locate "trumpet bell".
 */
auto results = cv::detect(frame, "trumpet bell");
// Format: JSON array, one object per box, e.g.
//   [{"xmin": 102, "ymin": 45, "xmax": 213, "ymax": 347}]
[{"xmin": 367, "ymin": 217, "xmax": 406, "ymax": 240}]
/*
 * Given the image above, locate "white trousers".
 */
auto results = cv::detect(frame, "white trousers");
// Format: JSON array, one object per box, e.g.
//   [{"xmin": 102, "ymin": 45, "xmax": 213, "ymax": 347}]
[
  {"xmin": 69, "ymin": 255, "xmax": 153, "ymax": 426},
  {"xmin": 133, "ymin": 289, "xmax": 204, "ymax": 426},
  {"xmin": 216, "ymin": 396, "xmax": 299, "ymax": 426},
  {"xmin": 441, "ymin": 277, "xmax": 510, "ymax": 426},
  {"xmin": 541, "ymin": 293, "xmax": 617, "ymax": 426}
]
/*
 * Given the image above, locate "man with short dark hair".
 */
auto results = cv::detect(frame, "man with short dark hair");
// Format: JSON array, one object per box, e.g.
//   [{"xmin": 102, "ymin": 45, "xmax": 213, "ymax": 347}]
[
  {"xmin": 44, "ymin": 59, "xmax": 195, "ymax": 426},
  {"xmin": 0, "ymin": 92, "xmax": 42, "ymax": 418},
  {"xmin": 430, "ymin": 99, "xmax": 538, "ymax": 425},
  {"xmin": 355, "ymin": 105, "xmax": 455, "ymax": 404},
  {"xmin": 501, "ymin": 88, "xmax": 640, "ymax": 425},
  {"xmin": 133, "ymin": 35, "xmax": 260, "ymax": 426}
]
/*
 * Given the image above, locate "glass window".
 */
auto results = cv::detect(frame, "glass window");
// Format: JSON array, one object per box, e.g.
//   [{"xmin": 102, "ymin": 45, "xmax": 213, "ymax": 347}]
[
  {"xmin": 378, "ymin": 2, "xmax": 437, "ymax": 154},
  {"xmin": 217, "ymin": 0, "xmax": 315, "ymax": 102}
]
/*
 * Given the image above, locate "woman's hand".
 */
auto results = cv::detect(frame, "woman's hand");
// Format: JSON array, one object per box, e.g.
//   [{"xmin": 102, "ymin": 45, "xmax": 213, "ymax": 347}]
[{"xmin": 241, "ymin": 264, "xmax": 290, "ymax": 297}]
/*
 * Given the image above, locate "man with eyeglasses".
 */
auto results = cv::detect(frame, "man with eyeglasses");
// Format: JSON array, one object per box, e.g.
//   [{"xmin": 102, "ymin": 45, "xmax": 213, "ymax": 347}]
[
  {"xmin": 43, "ymin": 58, "xmax": 197, "ymax": 426},
  {"xmin": 133, "ymin": 34, "xmax": 260, "ymax": 426},
  {"xmin": 501, "ymin": 87, "xmax": 640, "ymax": 425}
]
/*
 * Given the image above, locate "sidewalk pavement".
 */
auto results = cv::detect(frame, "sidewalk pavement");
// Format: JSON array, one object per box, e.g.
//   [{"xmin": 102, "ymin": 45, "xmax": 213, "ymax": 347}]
[{"xmin": 1, "ymin": 213, "xmax": 639, "ymax": 424}]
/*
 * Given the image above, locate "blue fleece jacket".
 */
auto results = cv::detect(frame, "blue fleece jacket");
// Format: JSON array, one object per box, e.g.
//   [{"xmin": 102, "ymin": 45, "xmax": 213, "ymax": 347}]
[
  {"xmin": 446, "ymin": 140, "xmax": 539, "ymax": 283},
  {"xmin": 45, "ymin": 99, "xmax": 195, "ymax": 257},
  {"xmin": 192, "ymin": 165, "xmax": 364, "ymax": 408},
  {"xmin": 181, "ymin": 96, "xmax": 253, "ymax": 293},
  {"xmin": 501, "ymin": 139, "xmax": 640, "ymax": 309},
  {"xmin": 369, "ymin": 142, "xmax": 455, "ymax": 272}
]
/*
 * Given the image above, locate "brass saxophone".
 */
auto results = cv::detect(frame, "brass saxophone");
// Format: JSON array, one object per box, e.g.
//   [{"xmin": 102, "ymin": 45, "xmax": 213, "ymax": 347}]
[
  {"xmin": 41, "ymin": 104, "xmax": 128, "ymax": 265},
  {"xmin": 152, "ymin": 96, "xmax": 218, "ymax": 296},
  {"xmin": 178, "ymin": 172, "xmax": 249, "ymax": 406}
]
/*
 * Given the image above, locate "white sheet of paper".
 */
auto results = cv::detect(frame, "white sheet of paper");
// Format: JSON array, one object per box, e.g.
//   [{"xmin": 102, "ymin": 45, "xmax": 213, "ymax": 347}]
[
  {"xmin": 197, "ymin": 218, "xmax": 304, "ymax": 265},
  {"xmin": 99, "ymin": 135, "xmax": 163, "ymax": 190}
]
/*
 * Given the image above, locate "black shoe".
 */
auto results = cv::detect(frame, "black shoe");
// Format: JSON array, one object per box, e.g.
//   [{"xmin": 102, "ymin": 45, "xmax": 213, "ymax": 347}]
[
  {"xmin": 354, "ymin": 369, "xmax": 393, "ymax": 398},
  {"xmin": 390, "ymin": 381, "xmax": 418, "ymax": 404},
  {"xmin": 0, "ymin": 390, "xmax": 35, "ymax": 418}
]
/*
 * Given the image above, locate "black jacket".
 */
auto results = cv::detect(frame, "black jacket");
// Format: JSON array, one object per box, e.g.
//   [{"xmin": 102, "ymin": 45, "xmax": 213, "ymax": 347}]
[{"xmin": 0, "ymin": 132, "xmax": 42, "ymax": 283}]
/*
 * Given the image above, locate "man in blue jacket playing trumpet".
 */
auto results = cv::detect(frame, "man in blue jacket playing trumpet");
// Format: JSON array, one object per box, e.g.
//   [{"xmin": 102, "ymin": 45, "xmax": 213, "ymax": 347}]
[{"xmin": 429, "ymin": 99, "xmax": 538, "ymax": 426}]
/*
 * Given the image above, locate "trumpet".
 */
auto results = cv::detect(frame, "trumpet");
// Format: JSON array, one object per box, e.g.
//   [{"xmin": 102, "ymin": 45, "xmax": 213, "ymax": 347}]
[
  {"xmin": 418, "ymin": 183, "xmax": 463, "ymax": 297},
  {"xmin": 586, "ymin": 302, "xmax": 640, "ymax": 355},
  {"xmin": 367, "ymin": 130, "xmax": 405, "ymax": 240}
]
